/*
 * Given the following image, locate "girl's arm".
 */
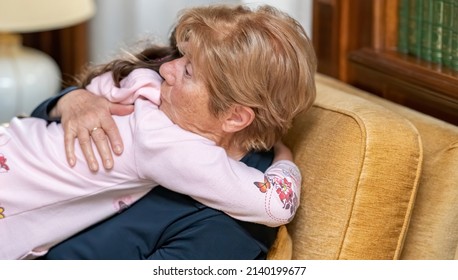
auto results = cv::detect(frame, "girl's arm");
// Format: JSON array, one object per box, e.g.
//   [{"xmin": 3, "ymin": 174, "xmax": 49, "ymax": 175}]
[
  {"xmin": 133, "ymin": 102, "xmax": 301, "ymax": 227},
  {"xmin": 67, "ymin": 70, "xmax": 303, "ymax": 227},
  {"xmin": 272, "ymin": 140, "xmax": 294, "ymax": 162},
  {"xmin": 94, "ymin": 71, "xmax": 302, "ymax": 227},
  {"xmin": 85, "ymin": 69, "xmax": 162, "ymax": 106}
]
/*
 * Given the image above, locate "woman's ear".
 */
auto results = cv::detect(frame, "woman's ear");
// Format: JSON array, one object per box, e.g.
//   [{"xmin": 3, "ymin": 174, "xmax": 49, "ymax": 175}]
[{"xmin": 222, "ymin": 105, "xmax": 255, "ymax": 133}]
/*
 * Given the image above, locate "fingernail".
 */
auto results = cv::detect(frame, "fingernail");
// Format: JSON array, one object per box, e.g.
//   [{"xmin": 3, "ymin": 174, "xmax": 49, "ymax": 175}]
[
  {"xmin": 105, "ymin": 159, "xmax": 113, "ymax": 169},
  {"xmin": 114, "ymin": 145, "xmax": 122, "ymax": 154},
  {"xmin": 91, "ymin": 162, "xmax": 98, "ymax": 171},
  {"xmin": 69, "ymin": 157, "xmax": 75, "ymax": 166}
]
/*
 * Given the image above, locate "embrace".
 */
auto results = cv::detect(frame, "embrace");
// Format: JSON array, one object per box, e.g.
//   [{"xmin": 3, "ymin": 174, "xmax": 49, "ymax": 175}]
[{"xmin": 0, "ymin": 4, "xmax": 316, "ymax": 260}]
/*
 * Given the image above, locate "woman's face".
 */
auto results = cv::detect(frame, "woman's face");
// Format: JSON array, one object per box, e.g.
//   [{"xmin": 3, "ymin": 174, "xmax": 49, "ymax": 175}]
[{"xmin": 159, "ymin": 55, "xmax": 223, "ymax": 139}]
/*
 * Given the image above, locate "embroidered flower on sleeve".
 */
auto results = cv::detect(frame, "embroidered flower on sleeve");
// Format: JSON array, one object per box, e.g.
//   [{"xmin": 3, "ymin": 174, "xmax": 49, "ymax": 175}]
[
  {"xmin": 0, "ymin": 154, "xmax": 9, "ymax": 173},
  {"xmin": 254, "ymin": 174, "xmax": 299, "ymax": 218},
  {"xmin": 272, "ymin": 176, "xmax": 298, "ymax": 215}
]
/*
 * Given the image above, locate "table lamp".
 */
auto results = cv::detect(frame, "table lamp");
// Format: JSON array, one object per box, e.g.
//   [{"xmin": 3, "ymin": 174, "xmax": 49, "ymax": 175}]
[{"xmin": 0, "ymin": 0, "xmax": 95, "ymax": 124}]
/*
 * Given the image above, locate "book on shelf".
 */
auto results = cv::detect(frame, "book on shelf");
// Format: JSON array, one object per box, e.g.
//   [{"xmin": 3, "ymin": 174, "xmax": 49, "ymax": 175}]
[
  {"xmin": 420, "ymin": 0, "xmax": 433, "ymax": 61},
  {"xmin": 441, "ymin": 0, "xmax": 454, "ymax": 67},
  {"xmin": 431, "ymin": 0, "xmax": 444, "ymax": 64},
  {"xmin": 398, "ymin": 0, "xmax": 410, "ymax": 54},
  {"xmin": 398, "ymin": 0, "xmax": 458, "ymax": 71},
  {"xmin": 408, "ymin": 0, "xmax": 423, "ymax": 57},
  {"xmin": 452, "ymin": 0, "xmax": 458, "ymax": 71}
]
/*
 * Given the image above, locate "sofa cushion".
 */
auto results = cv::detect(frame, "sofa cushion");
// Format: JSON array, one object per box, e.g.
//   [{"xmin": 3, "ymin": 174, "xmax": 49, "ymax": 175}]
[
  {"xmin": 282, "ymin": 81, "xmax": 422, "ymax": 259},
  {"xmin": 314, "ymin": 74, "xmax": 458, "ymax": 260}
]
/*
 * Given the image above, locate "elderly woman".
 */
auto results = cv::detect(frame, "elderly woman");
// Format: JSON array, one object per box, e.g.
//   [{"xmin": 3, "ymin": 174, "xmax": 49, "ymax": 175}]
[{"xmin": 34, "ymin": 4, "xmax": 316, "ymax": 259}]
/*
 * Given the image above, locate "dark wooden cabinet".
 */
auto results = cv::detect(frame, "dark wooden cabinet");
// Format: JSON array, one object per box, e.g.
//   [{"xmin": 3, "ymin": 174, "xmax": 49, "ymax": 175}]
[{"xmin": 312, "ymin": 0, "xmax": 458, "ymax": 125}]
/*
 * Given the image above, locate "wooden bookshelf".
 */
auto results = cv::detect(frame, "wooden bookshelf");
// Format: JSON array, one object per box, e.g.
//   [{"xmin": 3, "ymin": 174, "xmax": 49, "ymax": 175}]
[{"xmin": 312, "ymin": 0, "xmax": 458, "ymax": 125}]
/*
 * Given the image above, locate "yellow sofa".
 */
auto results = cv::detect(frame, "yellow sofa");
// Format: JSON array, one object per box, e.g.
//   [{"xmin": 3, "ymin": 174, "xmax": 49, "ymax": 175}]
[{"xmin": 268, "ymin": 74, "xmax": 458, "ymax": 260}]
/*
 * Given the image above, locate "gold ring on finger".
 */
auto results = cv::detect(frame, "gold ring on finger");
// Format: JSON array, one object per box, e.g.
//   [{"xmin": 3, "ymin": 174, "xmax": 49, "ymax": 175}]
[{"xmin": 90, "ymin": 127, "xmax": 101, "ymax": 135}]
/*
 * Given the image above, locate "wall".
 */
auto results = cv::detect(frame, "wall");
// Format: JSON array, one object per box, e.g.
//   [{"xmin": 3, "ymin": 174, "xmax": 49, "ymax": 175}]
[
  {"xmin": 88, "ymin": 0, "xmax": 312, "ymax": 64},
  {"xmin": 242, "ymin": 0, "xmax": 312, "ymax": 38}
]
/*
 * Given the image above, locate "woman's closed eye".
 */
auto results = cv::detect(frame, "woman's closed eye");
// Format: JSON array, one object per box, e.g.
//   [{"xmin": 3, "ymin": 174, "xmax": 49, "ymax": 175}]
[{"xmin": 184, "ymin": 63, "xmax": 193, "ymax": 78}]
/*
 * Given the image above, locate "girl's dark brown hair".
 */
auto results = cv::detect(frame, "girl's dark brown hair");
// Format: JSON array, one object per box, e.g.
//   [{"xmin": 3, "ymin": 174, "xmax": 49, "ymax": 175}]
[{"xmin": 76, "ymin": 29, "xmax": 180, "ymax": 87}]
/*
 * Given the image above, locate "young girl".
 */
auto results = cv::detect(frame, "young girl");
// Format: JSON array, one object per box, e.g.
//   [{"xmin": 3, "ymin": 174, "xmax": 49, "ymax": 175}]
[{"xmin": 0, "ymin": 49, "xmax": 301, "ymax": 260}]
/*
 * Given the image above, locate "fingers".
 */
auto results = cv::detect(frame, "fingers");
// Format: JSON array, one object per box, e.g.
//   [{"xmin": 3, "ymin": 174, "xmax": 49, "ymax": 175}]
[
  {"xmin": 106, "ymin": 103, "xmax": 134, "ymax": 155},
  {"xmin": 58, "ymin": 91, "xmax": 115, "ymax": 171},
  {"xmin": 78, "ymin": 126, "xmax": 100, "ymax": 172},
  {"xmin": 88, "ymin": 103, "xmax": 134, "ymax": 169},
  {"xmin": 89, "ymin": 127, "xmax": 113, "ymax": 170},
  {"xmin": 64, "ymin": 121, "xmax": 100, "ymax": 172},
  {"xmin": 64, "ymin": 128, "xmax": 77, "ymax": 167},
  {"xmin": 58, "ymin": 90, "xmax": 131, "ymax": 171},
  {"xmin": 110, "ymin": 103, "xmax": 134, "ymax": 117},
  {"xmin": 71, "ymin": 125, "xmax": 114, "ymax": 172}
]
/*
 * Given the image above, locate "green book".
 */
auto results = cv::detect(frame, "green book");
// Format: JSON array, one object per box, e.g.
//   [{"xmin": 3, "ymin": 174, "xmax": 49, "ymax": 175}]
[
  {"xmin": 408, "ymin": 0, "xmax": 423, "ymax": 57},
  {"xmin": 451, "ymin": 0, "xmax": 458, "ymax": 71},
  {"xmin": 431, "ymin": 0, "xmax": 445, "ymax": 64},
  {"xmin": 442, "ymin": 0, "xmax": 454, "ymax": 67},
  {"xmin": 398, "ymin": 0, "xmax": 410, "ymax": 54},
  {"xmin": 420, "ymin": 0, "xmax": 433, "ymax": 61}
]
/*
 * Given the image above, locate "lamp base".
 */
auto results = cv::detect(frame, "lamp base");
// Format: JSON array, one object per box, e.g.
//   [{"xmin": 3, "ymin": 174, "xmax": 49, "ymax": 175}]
[{"xmin": 0, "ymin": 33, "xmax": 61, "ymax": 124}]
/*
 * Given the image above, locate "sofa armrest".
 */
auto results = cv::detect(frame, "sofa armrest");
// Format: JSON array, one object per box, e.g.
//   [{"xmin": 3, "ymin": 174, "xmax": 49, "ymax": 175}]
[{"xmin": 274, "ymin": 80, "xmax": 422, "ymax": 259}]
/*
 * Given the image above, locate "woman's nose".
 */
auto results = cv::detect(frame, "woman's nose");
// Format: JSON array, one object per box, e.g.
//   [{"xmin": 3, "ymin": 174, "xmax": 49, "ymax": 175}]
[{"xmin": 159, "ymin": 60, "xmax": 176, "ymax": 85}]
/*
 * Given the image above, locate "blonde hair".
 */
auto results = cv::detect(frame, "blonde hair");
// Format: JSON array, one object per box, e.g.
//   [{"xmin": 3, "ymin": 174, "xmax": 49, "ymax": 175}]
[{"xmin": 175, "ymin": 4, "xmax": 317, "ymax": 151}]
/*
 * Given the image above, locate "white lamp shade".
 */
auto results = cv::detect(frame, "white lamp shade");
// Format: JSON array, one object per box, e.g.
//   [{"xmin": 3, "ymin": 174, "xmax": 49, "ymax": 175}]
[{"xmin": 0, "ymin": 0, "xmax": 96, "ymax": 32}]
